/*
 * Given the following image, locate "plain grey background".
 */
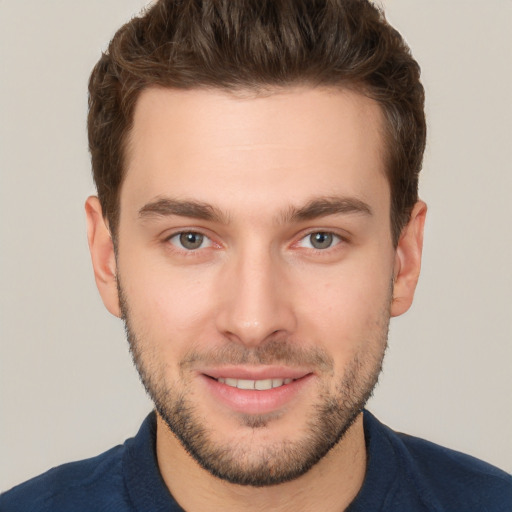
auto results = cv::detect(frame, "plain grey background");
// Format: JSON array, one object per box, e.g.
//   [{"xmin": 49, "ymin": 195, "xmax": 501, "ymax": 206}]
[{"xmin": 1, "ymin": 0, "xmax": 511, "ymax": 492}]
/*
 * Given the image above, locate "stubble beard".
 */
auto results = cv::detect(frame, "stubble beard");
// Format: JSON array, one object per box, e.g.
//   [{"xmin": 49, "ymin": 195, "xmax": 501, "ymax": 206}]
[{"xmin": 118, "ymin": 282, "xmax": 390, "ymax": 487}]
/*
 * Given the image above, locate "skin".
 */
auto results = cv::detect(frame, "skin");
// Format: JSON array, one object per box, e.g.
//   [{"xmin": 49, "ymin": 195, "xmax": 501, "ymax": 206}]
[{"xmin": 86, "ymin": 86, "xmax": 426, "ymax": 511}]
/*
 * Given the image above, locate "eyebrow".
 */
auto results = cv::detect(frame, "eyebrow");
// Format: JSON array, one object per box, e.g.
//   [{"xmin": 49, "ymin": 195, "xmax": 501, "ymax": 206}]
[
  {"xmin": 138, "ymin": 198, "xmax": 228, "ymax": 223},
  {"xmin": 281, "ymin": 196, "xmax": 373, "ymax": 223},
  {"xmin": 138, "ymin": 195, "xmax": 372, "ymax": 224}
]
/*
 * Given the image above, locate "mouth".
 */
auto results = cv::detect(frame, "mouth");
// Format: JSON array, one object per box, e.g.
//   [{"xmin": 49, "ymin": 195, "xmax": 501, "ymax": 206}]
[
  {"xmin": 215, "ymin": 377, "xmax": 294, "ymax": 390},
  {"xmin": 200, "ymin": 369, "xmax": 315, "ymax": 415}
]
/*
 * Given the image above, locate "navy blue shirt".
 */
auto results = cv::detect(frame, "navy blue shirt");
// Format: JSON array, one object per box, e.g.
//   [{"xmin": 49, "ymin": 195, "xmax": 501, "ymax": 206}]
[{"xmin": 1, "ymin": 410, "xmax": 511, "ymax": 511}]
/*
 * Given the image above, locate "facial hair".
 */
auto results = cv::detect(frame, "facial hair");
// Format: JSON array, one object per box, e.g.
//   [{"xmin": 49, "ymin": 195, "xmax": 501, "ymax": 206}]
[{"xmin": 118, "ymin": 280, "xmax": 390, "ymax": 487}]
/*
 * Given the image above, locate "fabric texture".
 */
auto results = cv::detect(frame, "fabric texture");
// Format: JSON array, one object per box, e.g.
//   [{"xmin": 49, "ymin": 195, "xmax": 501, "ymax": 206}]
[{"xmin": 1, "ymin": 410, "xmax": 511, "ymax": 511}]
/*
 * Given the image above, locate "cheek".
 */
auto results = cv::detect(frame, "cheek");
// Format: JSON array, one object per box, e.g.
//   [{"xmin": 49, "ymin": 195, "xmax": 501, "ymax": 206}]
[
  {"xmin": 120, "ymin": 261, "xmax": 218, "ymax": 344},
  {"xmin": 294, "ymin": 259, "xmax": 393, "ymax": 351}
]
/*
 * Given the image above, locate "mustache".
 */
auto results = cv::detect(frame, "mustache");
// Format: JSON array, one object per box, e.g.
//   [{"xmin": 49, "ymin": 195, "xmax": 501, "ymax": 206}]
[{"xmin": 179, "ymin": 338, "xmax": 334, "ymax": 374}]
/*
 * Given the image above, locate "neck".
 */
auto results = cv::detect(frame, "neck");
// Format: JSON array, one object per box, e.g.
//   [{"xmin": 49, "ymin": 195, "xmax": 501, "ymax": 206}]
[{"xmin": 156, "ymin": 413, "xmax": 367, "ymax": 512}]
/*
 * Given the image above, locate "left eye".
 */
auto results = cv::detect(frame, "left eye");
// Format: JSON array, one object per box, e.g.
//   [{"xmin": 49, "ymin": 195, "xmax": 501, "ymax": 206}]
[
  {"xmin": 168, "ymin": 232, "xmax": 212, "ymax": 250},
  {"xmin": 298, "ymin": 232, "xmax": 341, "ymax": 250}
]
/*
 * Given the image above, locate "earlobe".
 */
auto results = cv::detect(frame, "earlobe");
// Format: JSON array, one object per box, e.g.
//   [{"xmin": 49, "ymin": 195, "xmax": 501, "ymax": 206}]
[
  {"xmin": 390, "ymin": 200, "xmax": 427, "ymax": 317},
  {"xmin": 85, "ymin": 196, "xmax": 121, "ymax": 318}
]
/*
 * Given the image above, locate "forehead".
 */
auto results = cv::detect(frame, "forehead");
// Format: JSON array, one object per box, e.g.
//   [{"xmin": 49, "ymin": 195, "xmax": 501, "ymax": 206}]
[{"xmin": 122, "ymin": 86, "xmax": 389, "ymax": 220}]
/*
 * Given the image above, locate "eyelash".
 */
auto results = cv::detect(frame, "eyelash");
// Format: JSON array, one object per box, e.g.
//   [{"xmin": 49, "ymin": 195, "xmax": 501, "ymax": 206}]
[
  {"xmin": 166, "ymin": 231, "xmax": 215, "ymax": 252},
  {"xmin": 165, "ymin": 230, "xmax": 346, "ymax": 254},
  {"xmin": 295, "ymin": 231, "xmax": 344, "ymax": 251}
]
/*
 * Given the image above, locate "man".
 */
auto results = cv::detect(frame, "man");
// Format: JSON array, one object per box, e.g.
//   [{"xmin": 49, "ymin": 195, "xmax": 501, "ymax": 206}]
[{"xmin": 1, "ymin": 0, "xmax": 510, "ymax": 510}]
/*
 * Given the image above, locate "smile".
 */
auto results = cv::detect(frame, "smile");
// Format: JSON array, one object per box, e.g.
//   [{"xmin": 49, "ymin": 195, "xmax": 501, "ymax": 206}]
[
  {"xmin": 216, "ymin": 378, "xmax": 293, "ymax": 390},
  {"xmin": 202, "ymin": 372, "xmax": 315, "ymax": 414}
]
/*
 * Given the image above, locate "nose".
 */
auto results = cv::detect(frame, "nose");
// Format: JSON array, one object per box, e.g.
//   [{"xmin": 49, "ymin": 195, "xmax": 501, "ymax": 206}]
[{"xmin": 215, "ymin": 247, "xmax": 297, "ymax": 347}]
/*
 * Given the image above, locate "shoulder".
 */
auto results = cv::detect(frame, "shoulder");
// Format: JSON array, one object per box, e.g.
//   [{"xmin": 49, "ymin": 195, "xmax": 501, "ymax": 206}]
[
  {"xmin": 368, "ymin": 412, "xmax": 512, "ymax": 511},
  {"xmin": 397, "ymin": 432, "xmax": 511, "ymax": 505},
  {"xmin": 0, "ymin": 444, "xmax": 131, "ymax": 512}
]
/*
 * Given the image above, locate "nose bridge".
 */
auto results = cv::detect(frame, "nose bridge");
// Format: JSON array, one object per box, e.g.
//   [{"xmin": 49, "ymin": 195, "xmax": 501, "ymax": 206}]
[{"xmin": 216, "ymin": 241, "xmax": 295, "ymax": 346}]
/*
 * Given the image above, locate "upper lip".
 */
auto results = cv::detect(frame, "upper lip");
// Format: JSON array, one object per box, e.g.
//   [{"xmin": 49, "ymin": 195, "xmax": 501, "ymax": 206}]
[{"xmin": 200, "ymin": 366, "xmax": 313, "ymax": 381}]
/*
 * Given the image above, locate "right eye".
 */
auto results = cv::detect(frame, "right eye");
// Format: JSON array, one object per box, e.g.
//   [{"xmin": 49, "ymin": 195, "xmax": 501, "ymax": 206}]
[
  {"xmin": 296, "ymin": 231, "xmax": 342, "ymax": 251},
  {"xmin": 167, "ymin": 231, "xmax": 212, "ymax": 251}
]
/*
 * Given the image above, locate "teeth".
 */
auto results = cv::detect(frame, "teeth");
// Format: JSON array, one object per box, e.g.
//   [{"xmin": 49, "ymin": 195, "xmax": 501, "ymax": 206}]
[
  {"xmin": 255, "ymin": 379, "xmax": 273, "ymax": 390},
  {"xmin": 237, "ymin": 379, "xmax": 256, "ymax": 390},
  {"xmin": 217, "ymin": 377, "xmax": 293, "ymax": 390}
]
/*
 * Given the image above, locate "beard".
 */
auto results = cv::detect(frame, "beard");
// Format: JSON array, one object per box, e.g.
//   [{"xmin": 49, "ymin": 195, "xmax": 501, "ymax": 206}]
[{"xmin": 118, "ymin": 281, "xmax": 390, "ymax": 487}]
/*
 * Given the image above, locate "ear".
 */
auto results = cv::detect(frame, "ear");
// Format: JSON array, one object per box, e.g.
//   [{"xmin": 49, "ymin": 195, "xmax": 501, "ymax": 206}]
[
  {"xmin": 391, "ymin": 200, "xmax": 427, "ymax": 317},
  {"xmin": 85, "ymin": 196, "xmax": 121, "ymax": 318}
]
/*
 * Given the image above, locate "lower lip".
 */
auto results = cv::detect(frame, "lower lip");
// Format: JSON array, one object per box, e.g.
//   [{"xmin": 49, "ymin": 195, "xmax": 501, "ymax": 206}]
[{"xmin": 200, "ymin": 374, "xmax": 314, "ymax": 415}]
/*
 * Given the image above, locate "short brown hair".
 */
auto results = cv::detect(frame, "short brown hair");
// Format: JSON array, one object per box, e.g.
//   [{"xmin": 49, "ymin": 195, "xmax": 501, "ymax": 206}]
[{"xmin": 88, "ymin": 0, "xmax": 426, "ymax": 245}]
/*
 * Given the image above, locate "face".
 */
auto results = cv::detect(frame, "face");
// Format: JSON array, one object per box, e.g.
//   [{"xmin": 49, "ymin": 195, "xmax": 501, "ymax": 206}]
[{"xmin": 88, "ymin": 86, "xmax": 423, "ymax": 487}]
